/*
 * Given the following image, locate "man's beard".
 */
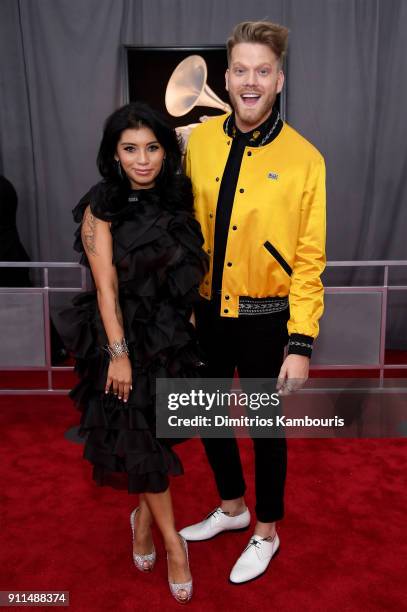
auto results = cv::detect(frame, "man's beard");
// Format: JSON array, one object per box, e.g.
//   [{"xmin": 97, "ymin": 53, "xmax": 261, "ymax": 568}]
[{"xmin": 228, "ymin": 89, "xmax": 277, "ymax": 129}]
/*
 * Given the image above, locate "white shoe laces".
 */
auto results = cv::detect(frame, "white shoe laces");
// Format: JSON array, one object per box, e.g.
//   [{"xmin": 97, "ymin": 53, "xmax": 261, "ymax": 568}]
[
  {"xmin": 205, "ymin": 507, "xmax": 224, "ymax": 522},
  {"xmin": 244, "ymin": 534, "xmax": 276, "ymax": 553}
]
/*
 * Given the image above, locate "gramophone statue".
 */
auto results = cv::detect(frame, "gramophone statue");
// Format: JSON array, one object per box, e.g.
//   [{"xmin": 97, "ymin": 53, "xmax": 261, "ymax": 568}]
[{"xmin": 165, "ymin": 55, "xmax": 231, "ymax": 151}]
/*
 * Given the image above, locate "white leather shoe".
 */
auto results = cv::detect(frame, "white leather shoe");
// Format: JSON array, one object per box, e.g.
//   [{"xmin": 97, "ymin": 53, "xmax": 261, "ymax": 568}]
[
  {"xmin": 179, "ymin": 507, "xmax": 251, "ymax": 541},
  {"xmin": 229, "ymin": 533, "xmax": 280, "ymax": 584}
]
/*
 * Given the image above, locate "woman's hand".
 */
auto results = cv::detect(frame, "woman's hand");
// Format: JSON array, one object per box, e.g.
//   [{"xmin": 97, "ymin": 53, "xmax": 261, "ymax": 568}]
[{"xmin": 105, "ymin": 356, "xmax": 132, "ymax": 402}]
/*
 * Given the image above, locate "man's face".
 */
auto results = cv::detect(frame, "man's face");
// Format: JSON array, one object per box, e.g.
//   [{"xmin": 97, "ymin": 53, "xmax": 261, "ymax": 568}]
[{"xmin": 225, "ymin": 42, "xmax": 284, "ymax": 132}]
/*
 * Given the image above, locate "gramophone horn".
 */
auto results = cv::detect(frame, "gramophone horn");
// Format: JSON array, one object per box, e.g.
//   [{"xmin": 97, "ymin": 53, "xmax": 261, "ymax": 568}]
[{"xmin": 165, "ymin": 55, "xmax": 231, "ymax": 117}]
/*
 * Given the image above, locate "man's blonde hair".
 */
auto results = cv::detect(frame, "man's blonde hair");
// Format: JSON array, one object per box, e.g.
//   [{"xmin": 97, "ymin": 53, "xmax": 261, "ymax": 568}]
[{"xmin": 226, "ymin": 21, "xmax": 289, "ymax": 68}]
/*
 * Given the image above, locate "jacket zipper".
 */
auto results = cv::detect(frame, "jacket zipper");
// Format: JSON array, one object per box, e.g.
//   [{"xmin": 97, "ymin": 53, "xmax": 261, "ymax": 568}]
[{"xmin": 263, "ymin": 241, "xmax": 292, "ymax": 276}]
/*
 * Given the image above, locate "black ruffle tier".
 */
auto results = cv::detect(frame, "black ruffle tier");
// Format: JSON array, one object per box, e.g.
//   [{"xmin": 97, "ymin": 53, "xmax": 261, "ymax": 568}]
[{"xmin": 59, "ymin": 179, "xmax": 208, "ymax": 493}]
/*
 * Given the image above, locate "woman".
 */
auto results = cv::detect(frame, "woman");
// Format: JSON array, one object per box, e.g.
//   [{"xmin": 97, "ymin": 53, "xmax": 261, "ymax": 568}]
[{"xmin": 61, "ymin": 102, "xmax": 208, "ymax": 603}]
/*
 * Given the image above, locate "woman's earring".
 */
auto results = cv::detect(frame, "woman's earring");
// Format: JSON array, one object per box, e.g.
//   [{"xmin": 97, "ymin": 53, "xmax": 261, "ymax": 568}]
[{"xmin": 116, "ymin": 159, "xmax": 123, "ymax": 179}]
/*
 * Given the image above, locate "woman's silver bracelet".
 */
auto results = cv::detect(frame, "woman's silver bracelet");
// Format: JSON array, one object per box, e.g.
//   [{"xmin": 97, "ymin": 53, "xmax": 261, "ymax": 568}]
[{"xmin": 104, "ymin": 337, "xmax": 129, "ymax": 360}]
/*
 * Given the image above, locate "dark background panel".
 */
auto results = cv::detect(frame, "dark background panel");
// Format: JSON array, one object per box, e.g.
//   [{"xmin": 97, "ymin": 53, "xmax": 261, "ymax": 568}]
[{"xmin": 126, "ymin": 46, "xmax": 282, "ymax": 126}]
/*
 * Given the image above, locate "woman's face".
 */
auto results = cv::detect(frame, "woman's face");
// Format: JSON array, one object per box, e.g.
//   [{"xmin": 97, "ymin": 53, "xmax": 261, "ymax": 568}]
[{"xmin": 115, "ymin": 126, "xmax": 165, "ymax": 189}]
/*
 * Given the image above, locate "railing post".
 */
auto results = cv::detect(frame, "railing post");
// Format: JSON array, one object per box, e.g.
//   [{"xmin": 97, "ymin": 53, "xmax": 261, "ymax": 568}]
[
  {"xmin": 379, "ymin": 266, "xmax": 389, "ymax": 386},
  {"xmin": 42, "ymin": 267, "xmax": 53, "ymax": 390}
]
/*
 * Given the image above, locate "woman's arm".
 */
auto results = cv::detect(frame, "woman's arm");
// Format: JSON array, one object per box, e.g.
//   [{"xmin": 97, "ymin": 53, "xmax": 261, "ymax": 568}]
[{"xmin": 81, "ymin": 205, "xmax": 132, "ymax": 402}]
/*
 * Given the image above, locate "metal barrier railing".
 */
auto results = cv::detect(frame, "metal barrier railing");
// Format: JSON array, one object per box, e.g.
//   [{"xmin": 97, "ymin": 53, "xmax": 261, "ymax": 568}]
[
  {"xmin": 0, "ymin": 260, "xmax": 406, "ymax": 394},
  {"xmin": 316, "ymin": 261, "xmax": 407, "ymax": 383},
  {"xmin": 0, "ymin": 262, "xmax": 87, "ymax": 394}
]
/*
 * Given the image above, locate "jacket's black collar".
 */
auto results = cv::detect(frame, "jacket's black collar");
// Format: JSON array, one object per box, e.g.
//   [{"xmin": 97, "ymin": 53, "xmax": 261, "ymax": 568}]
[{"xmin": 223, "ymin": 106, "xmax": 282, "ymax": 147}]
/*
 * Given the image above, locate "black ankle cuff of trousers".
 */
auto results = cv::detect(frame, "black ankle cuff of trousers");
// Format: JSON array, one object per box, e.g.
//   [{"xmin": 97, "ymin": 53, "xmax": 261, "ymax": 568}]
[
  {"xmin": 218, "ymin": 486, "xmax": 247, "ymax": 500},
  {"xmin": 255, "ymin": 507, "xmax": 284, "ymax": 523}
]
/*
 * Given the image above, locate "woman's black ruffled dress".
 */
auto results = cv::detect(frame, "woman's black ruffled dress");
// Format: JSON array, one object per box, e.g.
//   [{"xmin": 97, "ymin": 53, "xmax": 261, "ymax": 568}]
[{"xmin": 60, "ymin": 178, "xmax": 208, "ymax": 494}]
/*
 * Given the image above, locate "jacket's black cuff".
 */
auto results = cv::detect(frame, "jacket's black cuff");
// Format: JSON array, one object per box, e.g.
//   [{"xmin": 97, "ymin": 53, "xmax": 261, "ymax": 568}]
[{"xmin": 287, "ymin": 333, "xmax": 314, "ymax": 358}]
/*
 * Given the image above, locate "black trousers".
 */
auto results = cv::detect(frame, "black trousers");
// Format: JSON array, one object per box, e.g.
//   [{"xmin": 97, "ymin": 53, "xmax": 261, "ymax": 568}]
[{"xmin": 195, "ymin": 299, "xmax": 288, "ymax": 523}]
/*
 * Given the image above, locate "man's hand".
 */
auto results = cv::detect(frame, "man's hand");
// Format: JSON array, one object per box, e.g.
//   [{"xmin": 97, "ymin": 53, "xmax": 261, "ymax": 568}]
[{"xmin": 276, "ymin": 354, "xmax": 310, "ymax": 396}]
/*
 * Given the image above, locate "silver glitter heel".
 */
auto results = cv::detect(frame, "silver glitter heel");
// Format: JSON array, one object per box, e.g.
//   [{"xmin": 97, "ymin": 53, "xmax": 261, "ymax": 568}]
[
  {"xmin": 130, "ymin": 507, "xmax": 156, "ymax": 572},
  {"xmin": 167, "ymin": 534, "xmax": 193, "ymax": 604}
]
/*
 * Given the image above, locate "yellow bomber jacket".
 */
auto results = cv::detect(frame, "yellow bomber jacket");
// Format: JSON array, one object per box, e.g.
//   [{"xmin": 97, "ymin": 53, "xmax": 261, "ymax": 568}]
[{"xmin": 185, "ymin": 113, "xmax": 326, "ymax": 340}]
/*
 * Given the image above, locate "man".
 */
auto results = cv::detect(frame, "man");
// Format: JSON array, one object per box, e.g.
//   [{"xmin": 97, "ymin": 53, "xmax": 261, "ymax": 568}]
[{"xmin": 180, "ymin": 21, "xmax": 326, "ymax": 584}]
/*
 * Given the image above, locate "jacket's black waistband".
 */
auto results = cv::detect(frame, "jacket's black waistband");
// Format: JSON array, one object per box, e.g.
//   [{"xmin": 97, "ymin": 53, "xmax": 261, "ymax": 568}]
[
  {"xmin": 211, "ymin": 292, "xmax": 289, "ymax": 316},
  {"xmin": 238, "ymin": 296, "xmax": 289, "ymax": 315}
]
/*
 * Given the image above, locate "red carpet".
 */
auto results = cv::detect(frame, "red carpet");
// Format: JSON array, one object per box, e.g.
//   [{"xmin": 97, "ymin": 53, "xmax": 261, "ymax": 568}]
[{"xmin": 0, "ymin": 395, "xmax": 405, "ymax": 611}]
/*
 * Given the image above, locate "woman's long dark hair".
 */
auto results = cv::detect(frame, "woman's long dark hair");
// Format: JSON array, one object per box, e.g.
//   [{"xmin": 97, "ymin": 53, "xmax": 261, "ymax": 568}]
[
  {"xmin": 98, "ymin": 102, "xmax": 182, "ymax": 184},
  {"xmin": 91, "ymin": 102, "xmax": 191, "ymax": 214}
]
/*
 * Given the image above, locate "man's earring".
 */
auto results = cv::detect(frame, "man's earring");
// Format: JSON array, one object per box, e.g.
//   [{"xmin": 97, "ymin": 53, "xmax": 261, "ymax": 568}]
[{"xmin": 116, "ymin": 159, "xmax": 123, "ymax": 179}]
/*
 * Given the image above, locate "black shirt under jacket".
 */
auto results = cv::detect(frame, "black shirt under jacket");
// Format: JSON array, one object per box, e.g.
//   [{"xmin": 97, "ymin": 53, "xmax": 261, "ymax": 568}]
[{"xmin": 211, "ymin": 107, "xmax": 283, "ymax": 297}]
